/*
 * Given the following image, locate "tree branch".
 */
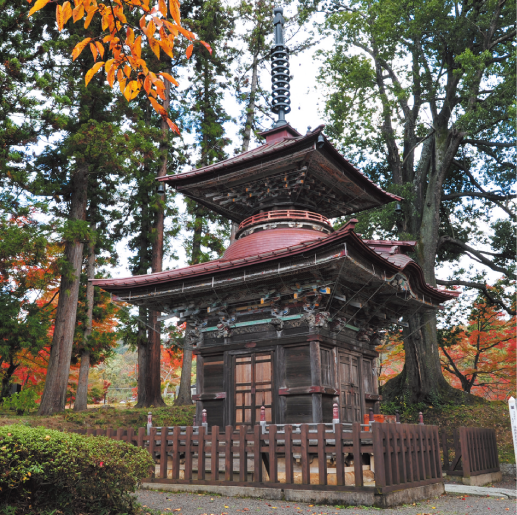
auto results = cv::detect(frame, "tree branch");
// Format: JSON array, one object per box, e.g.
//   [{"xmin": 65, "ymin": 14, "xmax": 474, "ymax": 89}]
[
  {"xmin": 439, "ymin": 236, "xmax": 514, "ymax": 276},
  {"xmin": 461, "ymin": 139, "xmax": 516, "ymax": 148},
  {"xmin": 436, "ymin": 279, "xmax": 516, "ymax": 315},
  {"xmin": 442, "ymin": 191, "xmax": 517, "ymax": 202}
]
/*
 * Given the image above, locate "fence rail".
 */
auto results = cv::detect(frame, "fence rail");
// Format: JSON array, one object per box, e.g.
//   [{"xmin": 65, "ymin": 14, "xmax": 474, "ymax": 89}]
[
  {"xmin": 440, "ymin": 427, "xmax": 499, "ymax": 478},
  {"xmin": 72, "ymin": 422, "xmax": 442, "ymax": 494}
]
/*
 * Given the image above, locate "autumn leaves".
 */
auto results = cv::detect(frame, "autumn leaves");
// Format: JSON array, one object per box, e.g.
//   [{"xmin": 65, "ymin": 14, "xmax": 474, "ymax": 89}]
[{"xmin": 28, "ymin": 0, "xmax": 212, "ymax": 134}]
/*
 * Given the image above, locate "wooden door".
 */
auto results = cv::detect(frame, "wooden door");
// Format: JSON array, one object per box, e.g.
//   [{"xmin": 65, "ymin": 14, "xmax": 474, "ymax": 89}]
[
  {"xmin": 339, "ymin": 353, "xmax": 362, "ymax": 422},
  {"xmin": 234, "ymin": 352, "xmax": 273, "ymax": 428}
]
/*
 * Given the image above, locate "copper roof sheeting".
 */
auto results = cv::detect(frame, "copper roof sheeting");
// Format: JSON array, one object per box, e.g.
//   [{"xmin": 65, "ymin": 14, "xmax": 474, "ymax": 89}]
[{"xmin": 92, "ymin": 221, "xmax": 457, "ymax": 303}]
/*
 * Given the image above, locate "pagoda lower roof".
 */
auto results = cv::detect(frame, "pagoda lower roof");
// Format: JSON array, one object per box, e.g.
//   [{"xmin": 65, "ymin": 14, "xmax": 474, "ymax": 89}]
[
  {"xmin": 92, "ymin": 221, "xmax": 457, "ymax": 305},
  {"xmin": 158, "ymin": 126, "xmax": 402, "ymax": 222}
]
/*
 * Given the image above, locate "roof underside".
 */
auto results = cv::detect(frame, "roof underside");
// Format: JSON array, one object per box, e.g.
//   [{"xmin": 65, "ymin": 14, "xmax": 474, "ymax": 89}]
[{"xmin": 159, "ymin": 127, "xmax": 401, "ymax": 223}]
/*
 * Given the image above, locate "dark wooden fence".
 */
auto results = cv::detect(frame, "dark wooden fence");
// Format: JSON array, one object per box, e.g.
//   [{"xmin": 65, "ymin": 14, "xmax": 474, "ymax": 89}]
[
  {"xmin": 73, "ymin": 422, "xmax": 443, "ymax": 494},
  {"xmin": 440, "ymin": 427, "xmax": 499, "ymax": 478}
]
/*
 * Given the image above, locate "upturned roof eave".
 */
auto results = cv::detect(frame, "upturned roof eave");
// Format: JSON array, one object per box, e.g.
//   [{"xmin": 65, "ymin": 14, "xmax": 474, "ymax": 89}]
[{"xmin": 91, "ymin": 221, "xmax": 456, "ymax": 303}]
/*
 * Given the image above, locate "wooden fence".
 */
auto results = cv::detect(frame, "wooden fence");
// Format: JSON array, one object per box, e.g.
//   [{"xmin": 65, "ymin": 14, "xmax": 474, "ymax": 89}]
[
  {"xmin": 73, "ymin": 422, "xmax": 443, "ymax": 494},
  {"xmin": 441, "ymin": 427, "xmax": 499, "ymax": 478}
]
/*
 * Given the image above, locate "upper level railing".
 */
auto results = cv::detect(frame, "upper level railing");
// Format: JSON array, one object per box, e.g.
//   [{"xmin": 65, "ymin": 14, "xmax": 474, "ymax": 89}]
[{"xmin": 238, "ymin": 210, "xmax": 331, "ymax": 231}]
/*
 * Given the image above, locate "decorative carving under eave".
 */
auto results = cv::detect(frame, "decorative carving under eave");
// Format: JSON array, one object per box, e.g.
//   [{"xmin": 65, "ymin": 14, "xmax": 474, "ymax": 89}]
[
  {"xmin": 270, "ymin": 306, "xmax": 289, "ymax": 330},
  {"xmin": 186, "ymin": 317, "xmax": 207, "ymax": 347},
  {"xmin": 216, "ymin": 316, "xmax": 236, "ymax": 338},
  {"xmin": 301, "ymin": 306, "xmax": 331, "ymax": 328}
]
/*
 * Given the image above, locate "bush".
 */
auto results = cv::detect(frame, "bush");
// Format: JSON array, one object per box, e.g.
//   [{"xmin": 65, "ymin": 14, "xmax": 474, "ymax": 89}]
[
  {"xmin": 2, "ymin": 390, "xmax": 38, "ymax": 415},
  {"xmin": 0, "ymin": 425, "xmax": 153, "ymax": 514}
]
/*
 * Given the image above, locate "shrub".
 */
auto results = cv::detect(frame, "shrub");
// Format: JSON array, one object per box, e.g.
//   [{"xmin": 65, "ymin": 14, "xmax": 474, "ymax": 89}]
[
  {"xmin": 0, "ymin": 425, "xmax": 153, "ymax": 514},
  {"xmin": 2, "ymin": 390, "xmax": 38, "ymax": 415}
]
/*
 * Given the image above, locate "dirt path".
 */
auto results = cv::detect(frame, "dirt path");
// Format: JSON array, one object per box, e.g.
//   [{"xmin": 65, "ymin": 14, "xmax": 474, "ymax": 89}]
[{"xmin": 135, "ymin": 490, "xmax": 515, "ymax": 515}]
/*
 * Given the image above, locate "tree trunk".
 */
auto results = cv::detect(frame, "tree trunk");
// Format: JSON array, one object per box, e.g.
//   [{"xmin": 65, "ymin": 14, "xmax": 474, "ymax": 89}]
[
  {"xmin": 38, "ymin": 164, "xmax": 88, "ymax": 415},
  {"xmin": 135, "ymin": 305, "xmax": 149, "ymax": 407},
  {"xmin": 241, "ymin": 53, "xmax": 259, "ymax": 153},
  {"xmin": 136, "ymin": 66, "xmax": 171, "ymax": 409},
  {"xmin": 175, "ymin": 322, "xmax": 193, "ymax": 406},
  {"xmin": 74, "ymin": 229, "xmax": 96, "ymax": 411},
  {"xmin": 0, "ymin": 359, "xmax": 18, "ymax": 400}
]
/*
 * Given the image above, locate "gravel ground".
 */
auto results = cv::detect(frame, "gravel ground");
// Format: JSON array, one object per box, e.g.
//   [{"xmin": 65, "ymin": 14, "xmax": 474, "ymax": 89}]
[{"xmin": 135, "ymin": 490, "xmax": 516, "ymax": 515}]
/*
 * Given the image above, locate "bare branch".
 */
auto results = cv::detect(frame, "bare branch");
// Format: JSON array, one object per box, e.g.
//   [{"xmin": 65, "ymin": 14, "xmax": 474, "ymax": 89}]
[{"xmin": 489, "ymin": 29, "xmax": 517, "ymax": 49}]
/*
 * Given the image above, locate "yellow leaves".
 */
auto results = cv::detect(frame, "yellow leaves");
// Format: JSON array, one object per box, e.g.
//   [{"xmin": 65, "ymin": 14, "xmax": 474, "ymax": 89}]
[
  {"xmin": 72, "ymin": 3, "xmax": 84, "ymax": 22},
  {"xmin": 159, "ymin": 72, "xmax": 178, "ymax": 87},
  {"xmin": 84, "ymin": 7, "xmax": 97, "ymax": 28},
  {"xmin": 158, "ymin": 0, "xmax": 167, "ymax": 16},
  {"xmin": 89, "ymin": 42, "xmax": 98, "ymax": 61},
  {"xmin": 72, "ymin": 37, "xmax": 92, "ymax": 60},
  {"xmin": 133, "ymin": 36, "xmax": 142, "ymax": 59},
  {"xmin": 169, "ymin": 0, "xmax": 180, "ymax": 25},
  {"xmin": 126, "ymin": 27, "xmax": 135, "ymax": 47},
  {"xmin": 95, "ymin": 41, "xmax": 105, "ymax": 58},
  {"xmin": 28, "ymin": 0, "xmax": 51, "ymax": 17},
  {"xmin": 149, "ymin": 36, "xmax": 160, "ymax": 59},
  {"xmin": 123, "ymin": 80, "xmax": 140, "ymax": 101},
  {"xmin": 29, "ymin": 0, "xmax": 187, "ymax": 134},
  {"xmin": 177, "ymin": 25, "xmax": 195, "ymax": 41},
  {"xmin": 85, "ymin": 61, "xmax": 104, "ymax": 86}
]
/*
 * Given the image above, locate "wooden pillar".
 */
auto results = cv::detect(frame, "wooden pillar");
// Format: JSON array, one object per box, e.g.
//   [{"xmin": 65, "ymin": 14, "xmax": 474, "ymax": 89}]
[{"xmin": 310, "ymin": 340, "xmax": 322, "ymax": 423}]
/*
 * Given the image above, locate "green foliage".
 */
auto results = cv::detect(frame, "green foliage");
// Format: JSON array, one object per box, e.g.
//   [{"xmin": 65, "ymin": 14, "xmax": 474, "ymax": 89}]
[
  {"xmin": 0, "ymin": 425, "xmax": 153, "ymax": 514},
  {"xmin": 2, "ymin": 391, "xmax": 38, "ymax": 416}
]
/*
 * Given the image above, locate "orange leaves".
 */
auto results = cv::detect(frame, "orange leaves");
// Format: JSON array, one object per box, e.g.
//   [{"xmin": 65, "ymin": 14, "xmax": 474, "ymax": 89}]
[
  {"xmin": 159, "ymin": 72, "xmax": 179, "ymax": 87},
  {"xmin": 124, "ymin": 80, "xmax": 141, "ymax": 101},
  {"xmin": 200, "ymin": 40, "xmax": 212, "ymax": 54},
  {"xmin": 72, "ymin": 37, "xmax": 92, "ymax": 61},
  {"xmin": 169, "ymin": 0, "xmax": 180, "ymax": 25},
  {"xmin": 30, "ymin": 0, "xmax": 204, "ymax": 133},
  {"xmin": 166, "ymin": 118, "xmax": 180, "ymax": 135},
  {"xmin": 28, "ymin": 0, "xmax": 51, "ymax": 17},
  {"xmin": 56, "ymin": 1, "xmax": 72, "ymax": 30},
  {"xmin": 85, "ymin": 61, "xmax": 105, "ymax": 86}
]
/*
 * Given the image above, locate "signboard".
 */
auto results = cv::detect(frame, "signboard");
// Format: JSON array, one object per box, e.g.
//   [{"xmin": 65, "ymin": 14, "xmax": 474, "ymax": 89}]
[{"xmin": 509, "ymin": 396, "xmax": 517, "ymax": 465}]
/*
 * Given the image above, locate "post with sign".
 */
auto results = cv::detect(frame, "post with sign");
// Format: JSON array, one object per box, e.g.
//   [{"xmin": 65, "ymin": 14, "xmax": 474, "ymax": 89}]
[{"xmin": 509, "ymin": 397, "xmax": 517, "ymax": 465}]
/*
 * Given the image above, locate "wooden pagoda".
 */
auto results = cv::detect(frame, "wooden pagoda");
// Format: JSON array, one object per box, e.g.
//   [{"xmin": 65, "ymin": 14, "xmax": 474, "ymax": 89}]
[{"xmin": 92, "ymin": 8, "xmax": 457, "ymax": 431}]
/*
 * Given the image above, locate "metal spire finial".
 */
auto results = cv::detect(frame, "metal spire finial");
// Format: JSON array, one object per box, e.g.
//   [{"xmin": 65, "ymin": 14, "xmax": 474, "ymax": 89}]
[{"xmin": 271, "ymin": 7, "xmax": 291, "ymax": 127}]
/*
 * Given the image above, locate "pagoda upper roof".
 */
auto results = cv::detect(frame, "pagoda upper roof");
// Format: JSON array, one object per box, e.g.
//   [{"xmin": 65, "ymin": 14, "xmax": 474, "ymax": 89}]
[
  {"xmin": 159, "ymin": 125, "xmax": 402, "ymax": 223},
  {"xmin": 92, "ymin": 221, "xmax": 457, "ymax": 305}
]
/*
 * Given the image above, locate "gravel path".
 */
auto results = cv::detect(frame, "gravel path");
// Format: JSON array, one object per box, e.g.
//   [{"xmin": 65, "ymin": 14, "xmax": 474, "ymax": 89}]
[{"xmin": 135, "ymin": 489, "xmax": 515, "ymax": 515}]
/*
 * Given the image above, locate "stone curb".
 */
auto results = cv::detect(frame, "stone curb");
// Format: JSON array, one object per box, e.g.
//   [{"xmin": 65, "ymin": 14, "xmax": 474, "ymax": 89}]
[{"xmin": 445, "ymin": 484, "xmax": 516, "ymax": 499}]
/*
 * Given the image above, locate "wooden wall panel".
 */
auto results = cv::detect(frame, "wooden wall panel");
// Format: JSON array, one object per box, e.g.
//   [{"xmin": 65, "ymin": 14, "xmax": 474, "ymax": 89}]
[
  {"xmin": 322, "ymin": 395, "xmax": 334, "ymax": 423},
  {"xmin": 203, "ymin": 356, "xmax": 224, "ymax": 393},
  {"xmin": 285, "ymin": 395, "xmax": 313, "ymax": 423},
  {"xmin": 203, "ymin": 400, "xmax": 224, "ymax": 428},
  {"xmin": 285, "ymin": 346, "xmax": 311, "ymax": 388}
]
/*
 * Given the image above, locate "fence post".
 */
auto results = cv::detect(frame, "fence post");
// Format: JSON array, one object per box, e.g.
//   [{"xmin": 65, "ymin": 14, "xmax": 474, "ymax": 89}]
[
  {"xmin": 418, "ymin": 412, "xmax": 424, "ymax": 425},
  {"xmin": 202, "ymin": 409, "xmax": 208, "ymax": 432},
  {"xmin": 441, "ymin": 429, "xmax": 449, "ymax": 472},
  {"xmin": 260, "ymin": 405, "xmax": 267, "ymax": 434},
  {"xmin": 352, "ymin": 421, "xmax": 363, "ymax": 487},
  {"xmin": 333, "ymin": 403, "xmax": 340, "ymax": 432},
  {"xmin": 372, "ymin": 422, "xmax": 386, "ymax": 489},
  {"xmin": 147, "ymin": 412, "xmax": 153, "ymax": 435},
  {"xmin": 459, "ymin": 427, "xmax": 471, "ymax": 479}
]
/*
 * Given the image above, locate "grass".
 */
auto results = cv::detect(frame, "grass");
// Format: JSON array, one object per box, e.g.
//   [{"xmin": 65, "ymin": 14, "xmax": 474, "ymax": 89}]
[
  {"xmin": 396, "ymin": 400, "xmax": 514, "ymax": 464},
  {"xmin": 0, "ymin": 404, "xmax": 195, "ymax": 433}
]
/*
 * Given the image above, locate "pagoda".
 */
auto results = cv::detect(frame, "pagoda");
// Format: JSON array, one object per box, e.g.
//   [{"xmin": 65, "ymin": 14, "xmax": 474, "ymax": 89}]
[{"xmin": 93, "ymin": 8, "xmax": 457, "ymax": 429}]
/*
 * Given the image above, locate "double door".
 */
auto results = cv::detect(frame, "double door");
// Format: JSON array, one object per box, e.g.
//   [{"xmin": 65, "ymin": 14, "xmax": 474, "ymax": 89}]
[
  {"xmin": 339, "ymin": 353, "xmax": 362, "ymax": 422},
  {"xmin": 234, "ymin": 352, "xmax": 273, "ymax": 428}
]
